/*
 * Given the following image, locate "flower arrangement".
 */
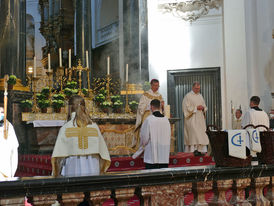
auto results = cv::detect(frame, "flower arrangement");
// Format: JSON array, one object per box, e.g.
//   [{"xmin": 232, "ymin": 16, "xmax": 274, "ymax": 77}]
[
  {"xmin": 66, "ymin": 81, "xmax": 77, "ymax": 89},
  {"xmin": 36, "ymin": 93, "xmax": 47, "ymax": 101},
  {"xmin": 110, "ymin": 95, "xmax": 121, "ymax": 103},
  {"xmin": 51, "ymin": 99, "xmax": 65, "ymax": 110},
  {"xmin": 112, "ymin": 99, "xmax": 123, "ymax": 113},
  {"xmin": 95, "ymin": 93, "xmax": 105, "ymax": 103},
  {"xmin": 64, "ymin": 88, "xmax": 78, "ymax": 98},
  {"xmin": 100, "ymin": 101, "xmax": 112, "ymax": 108},
  {"xmin": 52, "ymin": 93, "xmax": 65, "ymax": 101},
  {"xmin": 7, "ymin": 75, "xmax": 17, "ymax": 85},
  {"xmin": 82, "ymin": 88, "xmax": 89, "ymax": 97},
  {"xmin": 37, "ymin": 99, "xmax": 50, "ymax": 109},
  {"xmin": 129, "ymin": 100, "xmax": 138, "ymax": 112},
  {"xmin": 41, "ymin": 87, "xmax": 50, "ymax": 97},
  {"xmin": 20, "ymin": 99, "xmax": 33, "ymax": 112}
]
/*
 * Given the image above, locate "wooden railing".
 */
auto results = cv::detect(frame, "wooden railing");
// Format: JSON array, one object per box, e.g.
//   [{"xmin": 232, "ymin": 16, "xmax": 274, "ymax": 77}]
[{"xmin": 1, "ymin": 165, "xmax": 274, "ymax": 205}]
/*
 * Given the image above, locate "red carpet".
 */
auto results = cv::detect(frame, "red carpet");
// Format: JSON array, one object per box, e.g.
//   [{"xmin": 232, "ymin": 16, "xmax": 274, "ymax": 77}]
[{"xmin": 16, "ymin": 152, "xmax": 215, "ymax": 177}]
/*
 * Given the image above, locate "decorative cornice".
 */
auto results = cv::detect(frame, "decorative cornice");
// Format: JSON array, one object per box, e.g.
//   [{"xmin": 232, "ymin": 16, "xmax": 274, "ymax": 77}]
[{"xmin": 158, "ymin": 0, "xmax": 222, "ymax": 22}]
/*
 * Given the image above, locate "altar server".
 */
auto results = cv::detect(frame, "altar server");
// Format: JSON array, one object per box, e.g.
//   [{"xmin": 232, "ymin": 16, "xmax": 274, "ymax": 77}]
[
  {"xmin": 51, "ymin": 95, "xmax": 110, "ymax": 177},
  {"xmin": 242, "ymin": 96, "xmax": 269, "ymax": 131},
  {"xmin": 0, "ymin": 107, "xmax": 19, "ymax": 180},
  {"xmin": 134, "ymin": 79, "xmax": 164, "ymax": 148},
  {"xmin": 133, "ymin": 99, "xmax": 171, "ymax": 169}
]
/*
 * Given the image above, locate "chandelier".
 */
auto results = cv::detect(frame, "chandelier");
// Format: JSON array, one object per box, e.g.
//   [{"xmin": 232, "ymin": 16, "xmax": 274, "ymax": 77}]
[{"xmin": 158, "ymin": 0, "xmax": 222, "ymax": 22}]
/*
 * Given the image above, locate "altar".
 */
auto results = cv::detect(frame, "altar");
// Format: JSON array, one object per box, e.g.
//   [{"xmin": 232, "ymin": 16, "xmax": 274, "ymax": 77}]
[{"xmin": 22, "ymin": 112, "xmax": 177, "ymax": 156}]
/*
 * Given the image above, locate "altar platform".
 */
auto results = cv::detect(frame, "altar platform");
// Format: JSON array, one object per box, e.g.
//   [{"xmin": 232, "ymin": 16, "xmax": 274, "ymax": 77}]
[{"xmin": 16, "ymin": 152, "xmax": 215, "ymax": 177}]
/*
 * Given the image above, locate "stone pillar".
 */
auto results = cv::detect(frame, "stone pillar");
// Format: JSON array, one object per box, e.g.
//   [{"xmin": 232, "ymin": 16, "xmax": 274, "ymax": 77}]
[
  {"xmin": 230, "ymin": 178, "xmax": 251, "ymax": 206},
  {"xmin": 31, "ymin": 194, "xmax": 57, "ymax": 206},
  {"xmin": 193, "ymin": 181, "xmax": 213, "ymax": 206},
  {"xmin": 0, "ymin": 197, "xmax": 25, "ymax": 206},
  {"xmin": 115, "ymin": 188, "xmax": 135, "ymax": 206},
  {"xmin": 90, "ymin": 190, "xmax": 111, "ymax": 206},
  {"xmin": 142, "ymin": 183, "xmax": 192, "ymax": 206},
  {"xmin": 248, "ymin": 177, "xmax": 270, "ymax": 206},
  {"xmin": 61, "ymin": 192, "xmax": 85, "ymax": 206},
  {"xmin": 211, "ymin": 179, "xmax": 233, "ymax": 206},
  {"xmin": 0, "ymin": 0, "xmax": 26, "ymax": 81}
]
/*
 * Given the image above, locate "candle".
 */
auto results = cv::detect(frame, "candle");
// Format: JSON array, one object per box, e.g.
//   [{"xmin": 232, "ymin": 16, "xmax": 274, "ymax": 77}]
[
  {"xmin": 33, "ymin": 56, "xmax": 37, "ymax": 77},
  {"xmin": 48, "ymin": 53, "xmax": 51, "ymax": 71},
  {"xmin": 126, "ymin": 64, "xmax": 128, "ymax": 82},
  {"xmin": 86, "ymin": 50, "xmax": 89, "ymax": 67},
  {"xmin": 59, "ymin": 48, "xmax": 62, "ymax": 67},
  {"xmin": 107, "ymin": 56, "xmax": 110, "ymax": 75},
  {"xmin": 69, "ymin": 49, "xmax": 71, "ymax": 68}
]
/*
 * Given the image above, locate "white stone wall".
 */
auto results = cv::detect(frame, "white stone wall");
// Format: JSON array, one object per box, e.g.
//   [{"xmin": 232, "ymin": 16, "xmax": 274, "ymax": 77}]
[{"xmin": 147, "ymin": 0, "xmax": 274, "ymax": 128}]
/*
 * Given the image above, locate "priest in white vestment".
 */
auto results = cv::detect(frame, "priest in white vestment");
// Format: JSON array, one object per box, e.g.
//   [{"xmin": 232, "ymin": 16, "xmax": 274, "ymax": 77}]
[
  {"xmin": 134, "ymin": 79, "xmax": 164, "ymax": 149},
  {"xmin": 134, "ymin": 99, "xmax": 171, "ymax": 169},
  {"xmin": 0, "ymin": 107, "xmax": 19, "ymax": 180},
  {"xmin": 242, "ymin": 96, "xmax": 269, "ymax": 131},
  {"xmin": 182, "ymin": 82, "xmax": 209, "ymax": 155},
  {"xmin": 51, "ymin": 95, "xmax": 110, "ymax": 177}
]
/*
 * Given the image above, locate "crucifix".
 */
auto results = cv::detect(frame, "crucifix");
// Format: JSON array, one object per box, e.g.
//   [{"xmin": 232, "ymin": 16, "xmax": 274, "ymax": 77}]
[{"xmin": 65, "ymin": 127, "xmax": 99, "ymax": 149}]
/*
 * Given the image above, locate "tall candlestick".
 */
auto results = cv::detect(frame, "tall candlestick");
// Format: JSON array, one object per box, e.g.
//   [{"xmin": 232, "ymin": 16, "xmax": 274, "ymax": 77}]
[
  {"xmin": 69, "ymin": 49, "xmax": 71, "ymax": 68},
  {"xmin": 86, "ymin": 50, "xmax": 89, "ymax": 67},
  {"xmin": 48, "ymin": 53, "xmax": 51, "ymax": 71},
  {"xmin": 59, "ymin": 48, "xmax": 62, "ymax": 67},
  {"xmin": 33, "ymin": 56, "xmax": 37, "ymax": 77},
  {"xmin": 107, "ymin": 56, "xmax": 110, "ymax": 75},
  {"xmin": 126, "ymin": 64, "xmax": 128, "ymax": 82}
]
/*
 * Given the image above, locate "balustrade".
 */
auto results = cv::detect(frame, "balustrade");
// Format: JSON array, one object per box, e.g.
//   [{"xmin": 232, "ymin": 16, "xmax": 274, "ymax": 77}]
[{"xmin": 1, "ymin": 165, "xmax": 274, "ymax": 205}]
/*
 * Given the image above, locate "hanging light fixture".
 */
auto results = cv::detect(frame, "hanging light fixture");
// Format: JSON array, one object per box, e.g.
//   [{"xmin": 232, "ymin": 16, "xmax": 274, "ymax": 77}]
[{"xmin": 158, "ymin": 0, "xmax": 222, "ymax": 22}]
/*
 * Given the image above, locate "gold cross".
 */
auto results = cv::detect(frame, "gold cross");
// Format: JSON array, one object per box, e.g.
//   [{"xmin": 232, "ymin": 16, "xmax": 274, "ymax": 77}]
[{"xmin": 65, "ymin": 127, "xmax": 99, "ymax": 149}]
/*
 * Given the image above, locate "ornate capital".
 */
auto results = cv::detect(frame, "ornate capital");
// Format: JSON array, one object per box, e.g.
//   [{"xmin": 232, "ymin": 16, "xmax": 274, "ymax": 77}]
[{"xmin": 158, "ymin": 0, "xmax": 222, "ymax": 22}]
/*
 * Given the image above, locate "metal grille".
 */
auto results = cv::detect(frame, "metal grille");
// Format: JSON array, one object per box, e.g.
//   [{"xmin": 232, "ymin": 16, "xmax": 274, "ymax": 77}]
[{"xmin": 167, "ymin": 67, "xmax": 221, "ymax": 152}]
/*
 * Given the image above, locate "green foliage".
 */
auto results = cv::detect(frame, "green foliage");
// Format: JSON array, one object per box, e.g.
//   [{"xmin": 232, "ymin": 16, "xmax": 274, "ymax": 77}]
[
  {"xmin": 100, "ymin": 101, "xmax": 112, "ymax": 108},
  {"xmin": 82, "ymin": 88, "xmax": 89, "ymax": 96},
  {"xmin": 112, "ymin": 99, "xmax": 123, "ymax": 108},
  {"xmin": 41, "ymin": 87, "xmax": 50, "ymax": 97},
  {"xmin": 52, "ymin": 94, "xmax": 65, "ymax": 101},
  {"xmin": 64, "ymin": 88, "xmax": 78, "ymax": 97},
  {"xmin": 37, "ymin": 99, "xmax": 50, "ymax": 109},
  {"xmin": 36, "ymin": 93, "xmax": 47, "ymax": 101},
  {"xmin": 95, "ymin": 93, "xmax": 105, "ymax": 103},
  {"xmin": 7, "ymin": 75, "xmax": 17, "ymax": 85},
  {"xmin": 66, "ymin": 81, "xmax": 77, "ymax": 89},
  {"xmin": 20, "ymin": 99, "xmax": 33, "ymax": 109},
  {"xmin": 129, "ymin": 100, "xmax": 138, "ymax": 111},
  {"xmin": 51, "ymin": 99, "xmax": 65, "ymax": 109},
  {"xmin": 110, "ymin": 95, "xmax": 121, "ymax": 103}
]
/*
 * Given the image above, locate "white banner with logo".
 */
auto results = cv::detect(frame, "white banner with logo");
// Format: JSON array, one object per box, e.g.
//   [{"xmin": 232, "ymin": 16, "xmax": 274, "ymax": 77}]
[{"xmin": 227, "ymin": 130, "xmax": 247, "ymax": 159}]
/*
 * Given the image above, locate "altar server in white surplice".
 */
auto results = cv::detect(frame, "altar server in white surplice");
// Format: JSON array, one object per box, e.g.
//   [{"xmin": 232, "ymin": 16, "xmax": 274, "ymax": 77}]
[
  {"xmin": 182, "ymin": 82, "xmax": 209, "ymax": 156},
  {"xmin": 242, "ymin": 96, "xmax": 269, "ymax": 131},
  {"xmin": 0, "ymin": 107, "xmax": 19, "ymax": 180},
  {"xmin": 134, "ymin": 79, "xmax": 164, "ymax": 148},
  {"xmin": 51, "ymin": 95, "xmax": 110, "ymax": 177},
  {"xmin": 136, "ymin": 99, "xmax": 171, "ymax": 169}
]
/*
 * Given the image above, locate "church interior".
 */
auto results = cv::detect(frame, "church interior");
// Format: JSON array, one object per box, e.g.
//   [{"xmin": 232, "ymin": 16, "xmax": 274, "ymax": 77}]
[{"xmin": 0, "ymin": 0, "xmax": 274, "ymax": 205}]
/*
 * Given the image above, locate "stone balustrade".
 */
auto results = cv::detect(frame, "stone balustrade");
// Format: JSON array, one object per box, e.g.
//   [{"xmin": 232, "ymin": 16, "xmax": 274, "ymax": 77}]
[{"xmin": 1, "ymin": 165, "xmax": 274, "ymax": 205}]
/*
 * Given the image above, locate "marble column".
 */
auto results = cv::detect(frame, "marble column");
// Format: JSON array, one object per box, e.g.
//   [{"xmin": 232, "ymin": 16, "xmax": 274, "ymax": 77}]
[{"xmin": 0, "ymin": 0, "xmax": 26, "ymax": 82}]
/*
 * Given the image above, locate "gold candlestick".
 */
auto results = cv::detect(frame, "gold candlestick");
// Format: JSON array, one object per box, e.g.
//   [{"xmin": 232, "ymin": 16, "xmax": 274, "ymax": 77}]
[
  {"xmin": 125, "ymin": 82, "xmax": 131, "ymax": 113},
  {"xmin": 32, "ymin": 76, "xmax": 40, "ymax": 113}
]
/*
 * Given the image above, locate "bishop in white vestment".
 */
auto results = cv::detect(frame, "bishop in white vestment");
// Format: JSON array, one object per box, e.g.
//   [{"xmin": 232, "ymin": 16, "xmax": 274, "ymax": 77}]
[{"xmin": 182, "ymin": 82, "xmax": 209, "ymax": 154}]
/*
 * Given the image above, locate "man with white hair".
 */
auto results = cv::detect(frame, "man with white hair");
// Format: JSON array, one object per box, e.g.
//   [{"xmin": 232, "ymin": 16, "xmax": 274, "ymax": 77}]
[{"xmin": 182, "ymin": 82, "xmax": 209, "ymax": 156}]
